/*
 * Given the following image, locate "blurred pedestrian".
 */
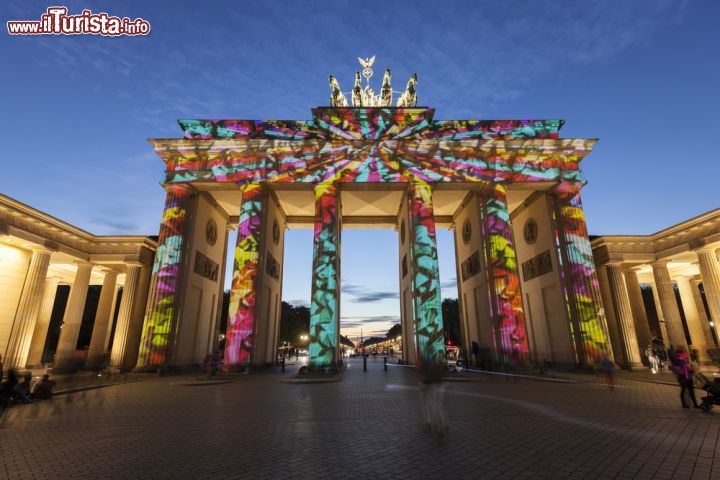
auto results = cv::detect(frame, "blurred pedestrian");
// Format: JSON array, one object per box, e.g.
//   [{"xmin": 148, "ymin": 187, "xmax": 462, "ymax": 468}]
[
  {"xmin": 671, "ymin": 346, "xmax": 700, "ymax": 409},
  {"xmin": 646, "ymin": 344, "xmax": 659, "ymax": 374},
  {"xmin": 471, "ymin": 341, "xmax": 480, "ymax": 368},
  {"xmin": 600, "ymin": 354, "xmax": 615, "ymax": 390},
  {"xmin": 417, "ymin": 356, "xmax": 447, "ymax": 435},
  {"xmin": 14, "ymin": 372, "xmax": 33, "ymax": 403},
  {"xmin": 31, "ymin": 374, "xmax": 56, "ymax": 400}
]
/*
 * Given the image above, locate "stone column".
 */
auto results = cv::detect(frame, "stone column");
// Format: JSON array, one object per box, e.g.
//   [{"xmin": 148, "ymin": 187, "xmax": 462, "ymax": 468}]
[
  {"xmin": 4, "ymin": 247, "xmax": 52, "ymax": 369},
  {"xmin": 109, "ymin": 264, "xmax": 142, "ymax": 371},
  {"xmin": 549, "ymin": 190, "xmax": 612, "ymax": 366},
  {"xmin": 308, "ymin": 183, "xmax": 342, "ymax": 372},
  {"xmin": 691, "ymin": 278, "xmax": 715, "ymax": 346},
  {"xmin": 480, "ymin": 183, "xmax": 527, "ymax": 366},
  {"xmin": 104, "ymin": 282, "xmax": 122, "ymax": 352},
  {"xmin": 407, "ymin": 182, "xmax": 446, "ymax": 365},
  {"xmin": 649, "ymin": 283, "xmax": 670, "ymax": 346},
  {"xmin": 224, "ymin": 183, "xmax": 265, "ymax": 371},
  {"xmin": 53, "ymin": 261, "xmax": 93, "ymax": 373},
  {"xmin": 26, "ymin": 276, "xmax": 61, "ymax": 367},
  {"xmin": 651, "ymin": 261, "xmax": 687, "ymax": 350},
  {"xmin": 676, "ymin": 276, "xmax": 710, "ymax": 363},
  {"xmin": 605, "ymin": 263, "xmax": 643, "ymax": 368},
  {"xmin": 85, "ymin": 270, "xmax": 119, "ymax": 369},
  {"xmin": 597, "ymin": 266, "xmax": 625, "ymax": 366},
  {"xmin": 135, "ymin": 184, "xmax": 193, "ymax": 371},
  {"xmin": 624, "ymin": 269, "xmax": 652, "ymax": 353},
  {"xmin": 696, "ymin": 247, "xmax": 720, "ymax": 340}
]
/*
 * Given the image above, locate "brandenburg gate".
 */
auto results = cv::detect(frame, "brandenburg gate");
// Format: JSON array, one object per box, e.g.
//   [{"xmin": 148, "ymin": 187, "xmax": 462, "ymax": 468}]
[{"xmin": 133, "ymin": 61, "xmax": 612, "ymax": 373}]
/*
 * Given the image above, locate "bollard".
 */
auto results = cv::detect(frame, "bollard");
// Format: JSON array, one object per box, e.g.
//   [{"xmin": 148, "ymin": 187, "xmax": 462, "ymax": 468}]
[
  {"xmin": 363, "ymin": 355, "xmax": 367, "ymax": 372},
  {"xmin": 281, "ymin": 355, "xmax": 285, "ymax": 373},
  {"xmin": 384, "ymin": 357, "xmax": 387, "ymax": 372}
]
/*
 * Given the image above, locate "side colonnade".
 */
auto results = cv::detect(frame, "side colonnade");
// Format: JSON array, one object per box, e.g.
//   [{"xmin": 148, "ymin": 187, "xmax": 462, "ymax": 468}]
[
  {"xmin": 0, "ymin": 193, "xmax": 156, "ymax": 373},
  {"xmin": 592, "ymin": 209, "xmax": 720, "ymax": 367}
]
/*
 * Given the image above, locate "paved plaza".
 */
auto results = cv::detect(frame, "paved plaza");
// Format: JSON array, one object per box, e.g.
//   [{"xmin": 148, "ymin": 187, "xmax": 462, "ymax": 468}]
[{"xmin": 1, "ymin": 359, "xmax": 719, "ymax": 480}]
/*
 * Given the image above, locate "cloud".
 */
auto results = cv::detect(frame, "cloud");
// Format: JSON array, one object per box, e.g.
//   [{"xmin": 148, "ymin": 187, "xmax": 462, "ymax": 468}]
[
  {"xmin": 342, "ymin": 283, "xmax": 399, "ymax": 303},
  {"xmin": 440, "ymin": 278, "xmax": 457, "ymax": 290}
]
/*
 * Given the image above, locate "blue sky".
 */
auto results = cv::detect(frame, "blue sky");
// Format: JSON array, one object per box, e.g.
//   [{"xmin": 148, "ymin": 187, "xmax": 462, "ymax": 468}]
[{"xmin": 2, "ymin": 1, "xmax": 718, "ymax": 340}]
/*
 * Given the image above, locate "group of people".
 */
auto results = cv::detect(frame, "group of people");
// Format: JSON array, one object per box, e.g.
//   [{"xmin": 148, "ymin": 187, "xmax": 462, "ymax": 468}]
[{"xmin": 0, "ymin": 368, "xmax": 56, "ymax": 410}]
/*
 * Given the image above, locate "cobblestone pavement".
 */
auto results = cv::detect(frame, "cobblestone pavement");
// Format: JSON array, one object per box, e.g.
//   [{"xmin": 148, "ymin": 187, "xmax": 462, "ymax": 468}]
[{"xmin": 1, "ymin": 357, "xmax": 719, "ymax": 480}]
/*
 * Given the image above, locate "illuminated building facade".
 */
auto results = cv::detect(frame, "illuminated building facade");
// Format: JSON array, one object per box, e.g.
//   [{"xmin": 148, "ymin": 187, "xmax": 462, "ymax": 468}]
[{"xmin": 133, "ymin": 71, "xmax": 614, "ymax": 371}]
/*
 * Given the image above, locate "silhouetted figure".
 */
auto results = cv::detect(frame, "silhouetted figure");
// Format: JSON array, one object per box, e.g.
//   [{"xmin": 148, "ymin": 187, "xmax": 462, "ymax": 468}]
[
  {"xmin": 417, "ymin": 357, "xmax": 447, "ymax": 435},
  {"xmin": 32, "ymin": 374, "xmax": 56, "ymax": 400},
  {"xmin": 600, "ymin": 354, "xmax": 615, "ymax": 390},
  {"xmin": 471, "ymin": 341, "xmax": 480, "ymax": 368},
  {"xmin": 672, "ymin": 346, "xmax": 700, "ymax": 409}
]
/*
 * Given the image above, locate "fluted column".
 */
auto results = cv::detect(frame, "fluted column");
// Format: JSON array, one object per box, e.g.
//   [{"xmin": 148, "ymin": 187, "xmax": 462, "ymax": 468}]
[
  {"xmin": 597, "ymin": 266, "xmax": 625, "ymax": 365},
  {"xmin": 649, "ymin": 283, "xmax": 670, "ymax": 346},
  {"xmin": 135, "ymin": 184, "xmax": 193, "ymax": 371},
  {"xmin": 606, "ymin": 263, "xmax": 642, "ymax": 368},
  {"xmin": 548, "ymin": 190, "xmax": 611, "ymax": 366},
  {"xmin": 696, "ymin": 247, "xmax": 720, "ymax": 340},
  {"xmin": 85, "ymin": 270, "xmax": 119, "ymax": 369},
  {"xmin": 308, "ymin": 183, "xmax": 342, "ymax": 372},
  {"xmin": 26, "ymin": 276, "xmax": 61, "ymax": 367},
  {"xmin": 676, "ymin": 276, "xmax": 710, "ymax": 363},
  {"xmin": 624, "ymin": 269, "xmax": 652, "ymax": 353},
  {"xmin": 223, "ymin": 183, "xmax": 266, "ymax": 371},
  {"xmin": 53, "ymin": 261, "xmax": 94, "ymax": 372},
  {"xmin": 4, "ymin": 247, "xmax": 52, "ymax": 369},
  {"xmin": 480, "ymin": 183, "xmax": 527, "ymax": 366},
  {"xmin": 407, "ymin": 182, "xmax": 446, "ymax": 365},
  {"xmin": 691, "ymin": 278, "xmax": 715, "ymax": 346},
  {"xmin": 109, "ymin": 264, "xmax": 142, "ymax": 371},
  {"xmin": 651, "ymin": 261, "xmax": 687, "ymax": 350}
]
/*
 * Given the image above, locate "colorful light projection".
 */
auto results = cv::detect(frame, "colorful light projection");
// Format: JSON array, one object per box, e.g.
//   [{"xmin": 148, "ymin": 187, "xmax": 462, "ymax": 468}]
[
  {"xmin": 550, "ymin": 187, "xmax": 611, "ymax": 364},
  {"xmin": 307, "ymin": 183, "xmax": 341, "ymax": 371},
  {"xmin": 139, "ymin": 106, "xmax": 606, "ymax": 370},
  {"xmin": 224, "ymin": 183, "xmax": 265, "ymax": 369},
  {"xmin": 480, "ymin": 184, "xmax": 530, "ymax": 366},
  {"xmin": 157, "ymin": 108, "xmax": 592, "ymax": 188},
  {"xmin": 136, "ymin": 185, "xmax": 191, "ymax": 369},
  {"xmin": 407, "ymin": 182, "xmax": 446, "ymax": 364}
]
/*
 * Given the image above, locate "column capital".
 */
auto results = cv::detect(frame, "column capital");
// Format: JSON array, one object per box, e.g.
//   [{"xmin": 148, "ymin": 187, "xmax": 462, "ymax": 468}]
[
  {"xmin": 605, "ymin": 260, "xmax": 625, "ymax": 268},
  {"xmin": 163, "ymin": 183, "xmax": 194, "ymax": 195},
  {"xmin": 673, "ymin": 275, "xmax": 693, "ymax": 283},
  {"xmin": 649, "ymin": 259, "xmax": 670, "ymax": 268},
  {"xmin": 73, "ymin": 260, "xmax": 94, "ymax": 268},
  {"xmin": 30, "ymin": 245, "xmax": 54, "ymax": 255},
  {"xmin": 694, "ymin": 245, "xmax": 719, "ymax": 255}
]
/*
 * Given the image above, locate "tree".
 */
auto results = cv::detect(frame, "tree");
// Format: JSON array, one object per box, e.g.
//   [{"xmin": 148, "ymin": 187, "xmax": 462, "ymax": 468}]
[
  {"xmin": 386, "ymin": 323, "xmax": 401, "ymax": 339},
  {"xmin": 278, "ymin": 301, "xmax": 310, "ymax": 346},
  {"xmin": 442, "ymin": 298, "xmax": 461, "ymax": 345}
]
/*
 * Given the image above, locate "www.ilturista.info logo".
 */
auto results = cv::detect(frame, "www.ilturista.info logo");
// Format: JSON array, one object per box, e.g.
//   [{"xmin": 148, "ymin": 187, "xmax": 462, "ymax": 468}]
[{"xmin": 7, "ymin": 6, "xmax": 151, "ymax": 36}]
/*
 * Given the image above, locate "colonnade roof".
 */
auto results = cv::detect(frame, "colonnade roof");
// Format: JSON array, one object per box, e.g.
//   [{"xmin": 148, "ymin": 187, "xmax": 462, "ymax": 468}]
[
  {"xmin": 591, "ymin": 208, "xmax": 720, "ymax": 284},
  {"xmin": 0, "ymin": 193, "xmax": 157, "ymax": 285}
]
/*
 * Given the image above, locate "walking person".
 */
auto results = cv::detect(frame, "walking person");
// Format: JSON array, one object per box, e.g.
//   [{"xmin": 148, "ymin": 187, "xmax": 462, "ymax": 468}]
[
  {"xmin": 646, "ymin": 344, "xmax": 659, "ymax": 374},
  {"xmin": 471, "ymin": 341, "xmax": 480, "ymax": 368},
  {"xmin": 671, "ymin": 346, "xmax": 701, "ymax": 409},
  {"xmin": 417, "ymin": 356, "xmax": 447, "ymax": 435},
  {"xmin": 600, "ymin": 354, "xmax": 615, "ymax": 390}
]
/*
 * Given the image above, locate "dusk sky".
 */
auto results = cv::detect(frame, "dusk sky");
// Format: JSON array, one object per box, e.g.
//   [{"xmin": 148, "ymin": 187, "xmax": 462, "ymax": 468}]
[{"xmin": 2, "ymin": 0, "xmax": 718, "ymax": 341}]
